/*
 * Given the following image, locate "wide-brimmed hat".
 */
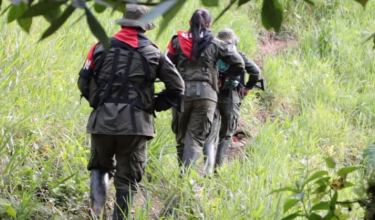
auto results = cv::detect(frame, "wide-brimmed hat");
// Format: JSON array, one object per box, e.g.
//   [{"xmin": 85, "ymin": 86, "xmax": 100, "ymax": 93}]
[
  {"xmin": 115, "ymin": 4, "xmax": 156, "ymax": 31},
  {"xmin": 218, "ymin": 28, "xmax": 240, "ymax": 44}
]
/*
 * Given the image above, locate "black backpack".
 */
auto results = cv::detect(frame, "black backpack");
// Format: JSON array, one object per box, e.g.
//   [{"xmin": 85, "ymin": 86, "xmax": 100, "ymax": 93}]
[{"xmin": 78, "ymin": 38, "xmax": 165, "ymax": 111}]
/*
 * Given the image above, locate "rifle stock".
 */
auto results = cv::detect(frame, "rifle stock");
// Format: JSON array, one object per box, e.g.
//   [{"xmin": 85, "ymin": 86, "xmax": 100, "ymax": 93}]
[{"xmin": 253, "ymin": 79, "xmax": 266, "ymax": 91}]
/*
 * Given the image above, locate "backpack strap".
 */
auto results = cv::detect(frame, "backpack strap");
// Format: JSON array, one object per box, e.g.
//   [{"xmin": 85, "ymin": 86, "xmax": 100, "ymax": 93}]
[
  {"xmin": 114, "ymin": 47, "xmax": 134, "ymax": 105},
  {"xmin": 101, "ymin": 48, "xmax": 121, "ymax": 105}
]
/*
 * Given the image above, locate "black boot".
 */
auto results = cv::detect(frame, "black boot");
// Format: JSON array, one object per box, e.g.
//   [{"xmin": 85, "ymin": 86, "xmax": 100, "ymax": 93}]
[
  {"xmin": 214, "ymin": 139, "xmax": 231, "ymax": 170},
  {"xmin": 113, "ymin": 191, "xmax": 133, "ymax": 220},
  {"xmin": 90, "ymin": 170, "xmax": 109, "ymax": 219}
]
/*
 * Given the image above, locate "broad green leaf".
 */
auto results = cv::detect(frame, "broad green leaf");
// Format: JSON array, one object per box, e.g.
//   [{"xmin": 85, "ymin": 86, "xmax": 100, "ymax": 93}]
[
  {"xmin": 140, "ymin": 0, "xmax": 177, "ymax": 23},
  {"xmin": 21, "ymin": 1, "xmax": 65, "ymax": 18},
  {"xmin": 281, "ymin": 212, "xmax": 300, "ymax": 220},
  {"xmin": 283, "ymin": 199, "xmax": 299, "ymax": 213},
  {"xmin": 7, "ymin": 3, "xmax": 27, "ymax": 23},
  {"xmin": 330, "ymin": 191, "xmax": 338, "ymax": 208},
  {"xmin": 0, "ymin": 0, "xmax": 2, "ymax": 10},
  {"xmin": 5, "ymin": 205, "xmax": 16, "ymax": 218},
  {"xmin": 269, "ymin": 186, "xmax": 298, "ymax": 195},
  {"xmin": 85, "ymin": 7, "xmax": 109, "ymax": 50},
  {"xmin": 157, "ymin": 0, "xmax": 186, "ymax": 38},
  {"xmin": 201, "ymin": 0, "xmax": 218, "ymax": 6},
  {"xmin": 303, "ymin": 0, "xmax": 315, "ymax": 5},
  {"xmin": 304, "ymin": 171, "xmax": 329, "ymax": 186},
  {"xmin": 40, "ymin": 5, "xmax": 75, "ymax": 40},
  {"xmin": 261, "ymin": 0, "xmax": 283, "ymax": 32},
  {"xmin": 17, "ymin": 17, "xmax": 32, "ymax": 33},
  {"xmin": 324, "ymin": 157, "xmax": 336, "ymax": 168},
  {"xmin": 354, "ymin": 0, "xmax": 368, "ymax": 7},
  {"xmin": 315, "ymin": 177, "xmax": 331, "ymax": 186},
  {"xmin": 43, "ymin": 7, "xmax": 61, "ymax": 23},
  {"xmin": 337, "ymin": 166, "xmax": 361, "ymax": 177},
  {"xmin": 309, "ymin": 213, "xmax": 323, "ymax": 220},
  {"xmin": 344, "ymin": 182, "xmax": 354, "ymax": 188},
  {"xmin": 94, "ymin": 3, "xmax": 106, "ymax": 13},
  {"xmin": 313, "ymin": 185, "xmax": 327, "ymax": 194},
  {"xmin": 213, "ymin": 0, "xmax": 236, "ymax": 24},
  {"xmin": 312, "ymin": 202, "xmax": 330, "ymax": 211},
  {"xmin": 238, "ymin": 0, "xmax": 251, "ymax": 7}
]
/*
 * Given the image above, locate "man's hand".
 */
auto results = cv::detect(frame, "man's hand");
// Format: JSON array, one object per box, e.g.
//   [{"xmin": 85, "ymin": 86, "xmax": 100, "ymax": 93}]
[{"xmin": 243, "ymin": 87, "xmax": 251, "ymax": 97}]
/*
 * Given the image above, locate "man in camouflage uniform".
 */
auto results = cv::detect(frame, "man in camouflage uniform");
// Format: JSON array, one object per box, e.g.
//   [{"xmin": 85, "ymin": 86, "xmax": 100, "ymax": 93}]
[
  {"xmin": 78, "ymin": 4, "xmax": 184, "ymax": 220},
  {"xmin": 203, "ymin": 28, "xmax": 261, "ymax": 175},
  {"xmin": 166, "ymin": 9, "xmax": 245, "ymax": 174}
]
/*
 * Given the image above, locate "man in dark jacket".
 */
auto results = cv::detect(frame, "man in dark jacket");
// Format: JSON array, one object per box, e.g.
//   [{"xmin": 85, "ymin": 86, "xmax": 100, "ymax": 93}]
[
  {"xmin": 78, "ymin": 4, "xmax": 184, "ymax": 220},
  {"xmin": 203, "ymin": 28, "xmax": 261, "ymax": 176}
]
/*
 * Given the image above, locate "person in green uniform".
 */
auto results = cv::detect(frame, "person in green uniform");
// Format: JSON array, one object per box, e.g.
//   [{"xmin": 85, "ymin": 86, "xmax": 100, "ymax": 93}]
[
  {"xmin": 203, "ymin": 28, "xmax": 261, "ymax": 175},
  {"xmin": 78, "ymin": 4, "xmax": 184, "ymax": 219},
  {"xmin": 166, "ymin": 10, "xmax": 245, "ymax": 174}
]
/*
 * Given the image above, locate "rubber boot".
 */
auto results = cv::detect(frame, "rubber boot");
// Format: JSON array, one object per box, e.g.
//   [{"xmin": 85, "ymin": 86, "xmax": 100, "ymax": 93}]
[
  {"xmin": 177, "ymin": 146, "xmax": 184, "ymax": 168},
  {"xmin": 203, "ymin": 141, "xmax": 217, "ymax": 177},
  {"xmin": 181, "ymin": 149, "xmax": 200, "ymax": 174},
  {"xmin": 214, "ymin": 139, "xmax": 231, "ymax": 170},
  {"xmin": 90, "ymin": 170, "xmax": 109, "ymax": 219},
  {"xmin": 113, "ymin": 190, "xmax": 133, "ymax": 220}
]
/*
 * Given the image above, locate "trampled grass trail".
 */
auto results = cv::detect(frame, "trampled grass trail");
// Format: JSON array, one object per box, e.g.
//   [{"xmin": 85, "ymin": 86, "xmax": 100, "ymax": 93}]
[{"xmin": 1, "ymin": 0, "xmax": 375, "ymax": 219}]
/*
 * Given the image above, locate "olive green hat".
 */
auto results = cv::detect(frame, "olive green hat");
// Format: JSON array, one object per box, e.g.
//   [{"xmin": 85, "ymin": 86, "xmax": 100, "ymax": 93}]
[
  {"xmin": 217, "ymin": 28, "xmax": 240, "ymax": 44},
  {"xmin": 115, "ymin": 4, "xmax": 156, "ymax": 31}
]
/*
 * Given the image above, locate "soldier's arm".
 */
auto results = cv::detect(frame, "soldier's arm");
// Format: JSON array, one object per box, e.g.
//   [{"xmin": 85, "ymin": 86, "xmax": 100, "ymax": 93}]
[
  {"xmin": 157, "ymin": 51, "xmax": 185, "ymax": 95},
  {"xmin": 77, "ymin": 43, "xmax": 104, "ymax": 98},
  {"xmin": 238, "ymin": 51, "xmax": 261, "ymax": 89},
  {"xmin": 216, "ymin": 39, "xmax": 245, "ymax": 74},
  {"xmin": 154, "ymin": 51, "xmax": 185, "ymax": 112}
]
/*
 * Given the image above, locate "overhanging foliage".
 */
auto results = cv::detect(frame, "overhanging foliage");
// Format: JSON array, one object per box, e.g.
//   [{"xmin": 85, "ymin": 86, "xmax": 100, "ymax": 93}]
[{"xmin": 1, "ymin": 0, "xmax": 369, "ymax": 48}]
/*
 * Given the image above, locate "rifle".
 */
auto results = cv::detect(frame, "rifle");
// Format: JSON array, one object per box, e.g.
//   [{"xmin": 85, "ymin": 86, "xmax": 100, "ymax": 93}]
[{"xmin": 253, "ymin": 79, "xmax": 266, "ymax": 91}]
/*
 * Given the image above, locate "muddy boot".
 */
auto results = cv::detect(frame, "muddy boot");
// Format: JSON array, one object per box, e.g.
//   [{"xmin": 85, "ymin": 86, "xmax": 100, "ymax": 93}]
[
  {"xmin": 113, "ymin": 190, "xmax": 133, "ymax": 220},
  {"xmin": 90, "ymin": 170, "xmax": 109, "ymax": 219},
  {"xmin": 214, "ymin": 139, "xmax": 231, "ymax": 170}
]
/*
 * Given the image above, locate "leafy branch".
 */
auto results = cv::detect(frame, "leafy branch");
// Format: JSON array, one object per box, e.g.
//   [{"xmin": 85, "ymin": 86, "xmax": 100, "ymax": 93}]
[
  {"xmin": 1, "ymin": 0, "xmax": 372, "ymax": 49},
  {"xmin": 270, "ymin": 143, "xmax": 375, "ymax": 220}
]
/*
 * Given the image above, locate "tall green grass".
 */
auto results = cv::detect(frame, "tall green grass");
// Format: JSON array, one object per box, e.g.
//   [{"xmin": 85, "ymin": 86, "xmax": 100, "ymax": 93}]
[{"xmin": 1, "ymin": 0, "xmax": 375, "ymax": 219}]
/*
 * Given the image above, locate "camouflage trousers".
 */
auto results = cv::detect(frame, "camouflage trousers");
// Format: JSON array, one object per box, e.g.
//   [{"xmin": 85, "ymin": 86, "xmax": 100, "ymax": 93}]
[{"xmin": 87, "ymin": 134, "xmax": 148, "ymax": 192}]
